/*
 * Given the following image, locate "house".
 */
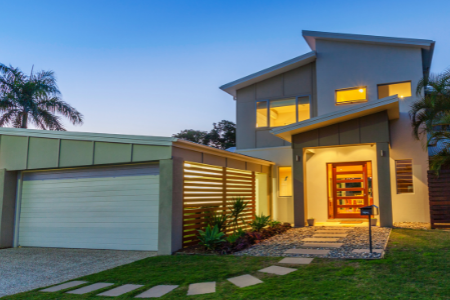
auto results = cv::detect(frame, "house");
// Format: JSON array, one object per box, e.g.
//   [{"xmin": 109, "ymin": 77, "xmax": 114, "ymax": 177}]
[
  {"xmin": 220, "ymin": 30, "xmax": 435, "ymax": 228},
  {"xmin": 0, "ymin": 128, "xmax": 273, "ymax": 254}
]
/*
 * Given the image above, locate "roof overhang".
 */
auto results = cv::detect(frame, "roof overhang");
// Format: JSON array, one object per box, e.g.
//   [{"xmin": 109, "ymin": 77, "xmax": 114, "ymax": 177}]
[
  {"xmin": 219, "ymin": 51, "xmax": 316, "ymax": 98},
  {"xmin": 302, "ymin": 30, "xmax": 435, "ymax": 77},
  {"xmin": 271, "ymin": 95, "xmax": 400, "ymax": 143}
]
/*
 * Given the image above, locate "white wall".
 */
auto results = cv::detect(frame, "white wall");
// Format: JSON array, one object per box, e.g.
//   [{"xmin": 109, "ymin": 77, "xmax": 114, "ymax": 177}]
[
  {"xmin": 305, "ymin": 145, "xmax": 378, "ymax": 222},
  {"xmin": 237, "ymin": 146, "xmax": 294, "ymax": 223},
  {"xmin": 314, "ymin": 39, "xmax": 430, "ymax": 223}
]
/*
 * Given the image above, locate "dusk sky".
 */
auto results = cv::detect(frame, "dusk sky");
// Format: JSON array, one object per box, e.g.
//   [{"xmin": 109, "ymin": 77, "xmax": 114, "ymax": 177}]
[{"xmin": 2, "ymin": 0, "xmax": 449, "ymax": 136}]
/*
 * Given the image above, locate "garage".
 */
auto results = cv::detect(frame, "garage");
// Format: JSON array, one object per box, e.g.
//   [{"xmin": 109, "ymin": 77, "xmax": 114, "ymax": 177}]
[{"xmin": 17, "ymin": 164, "xmax": 159, "ymax": 251}]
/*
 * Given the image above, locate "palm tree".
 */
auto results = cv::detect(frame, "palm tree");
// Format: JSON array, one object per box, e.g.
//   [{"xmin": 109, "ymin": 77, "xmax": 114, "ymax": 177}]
[
  {"xmin": 410, "ymin": 69, "xmax": 450, "ymax": 173},
  {"xmin": 0, "ymin": 64, "xmax": 83, "ymax": 130}
]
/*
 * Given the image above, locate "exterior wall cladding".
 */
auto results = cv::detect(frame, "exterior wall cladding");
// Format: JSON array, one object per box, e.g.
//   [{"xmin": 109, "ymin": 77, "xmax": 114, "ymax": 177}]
[{"xmin": 235, "ymin": 39, "xmax": 430, "ymax": 225}]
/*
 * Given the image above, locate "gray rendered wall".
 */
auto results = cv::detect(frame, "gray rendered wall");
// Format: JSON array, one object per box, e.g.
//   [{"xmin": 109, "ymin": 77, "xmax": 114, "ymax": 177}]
[
  {"xmin": 236, "ymin": 62, "xmax": 317, "ymax": 150},
  {"xmin": 0, "ymin": 170, "xmax": 18, "ymax": 248}
]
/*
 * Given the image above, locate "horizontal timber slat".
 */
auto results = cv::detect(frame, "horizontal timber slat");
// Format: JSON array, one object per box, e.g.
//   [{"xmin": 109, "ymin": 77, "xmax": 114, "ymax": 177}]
[{"xmin": 428, "ymin": 170, "xmax": 450, "ymax": 229}]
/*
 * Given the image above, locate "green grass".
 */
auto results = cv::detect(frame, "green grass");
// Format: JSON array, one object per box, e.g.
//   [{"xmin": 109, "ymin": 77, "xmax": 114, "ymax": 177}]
[{"xmin": 8, "ymin": 229, "xmax": 450, "ymax": 300}]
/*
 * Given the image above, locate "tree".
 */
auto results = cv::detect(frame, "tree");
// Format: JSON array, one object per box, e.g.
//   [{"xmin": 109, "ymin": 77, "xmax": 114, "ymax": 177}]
[
  {"xmin": 173, "ymin": 120, "xmax": 236, "ymax": 150},
  {"xmin": 410, "ymin": 69, "xmax": 450, "ymax": 173},
  {"xmin": 173, "ymin": 129, "xmax": 208, "ymax": 144},
  {"xmin": 0, "ymin": 64, "xmax": 83, "ymax": 130}
]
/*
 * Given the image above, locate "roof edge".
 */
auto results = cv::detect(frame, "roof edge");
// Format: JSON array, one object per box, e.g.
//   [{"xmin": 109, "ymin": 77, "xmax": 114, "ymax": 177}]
[{"xmin": 220, "ymin": 51, "xmax": 316, "ymax": 98}]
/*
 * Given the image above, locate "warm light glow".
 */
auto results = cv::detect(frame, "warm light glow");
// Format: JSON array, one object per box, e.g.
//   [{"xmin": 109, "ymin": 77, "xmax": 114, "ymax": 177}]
[
  {"xmin": 270, "ymin": 98, "xmax": 296, "ymax": 127},
  {"xmin": 278, "ymin": 167, "xmax": 292, "ymax": 197},
  {"xmin": 336, "ymin": 87, "xmax": 367, "ymax": 104},
  {"xmin": 378, "ymin": 82, "xmax": 411, "ymax": 99},
  {"xmin": 256, "ymin": 101, "xmax": 268, "ymax": 127}
]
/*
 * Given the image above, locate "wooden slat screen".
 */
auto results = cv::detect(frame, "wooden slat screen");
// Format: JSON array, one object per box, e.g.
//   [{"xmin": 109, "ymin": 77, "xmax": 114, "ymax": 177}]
[
  {"xmin": 182, "ymin": 161, "xmax": 256, "ymax": 247},
  {"xmin": 428, "ymin": 169, "xmax": 450, "ymax": 229},
  {"xmin": 395, "ymin": 159, "xmax": 414, "ymax": 194}
]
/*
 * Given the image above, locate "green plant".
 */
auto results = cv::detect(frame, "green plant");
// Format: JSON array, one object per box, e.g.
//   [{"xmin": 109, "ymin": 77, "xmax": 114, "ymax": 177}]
[
  {"xmin": 206, "ymin": 212, "xmax": 227, "ymax": 233},
  {"xmin": 197, "ymin": 225, "xmax": 225, "ymax": 251},
  {"xmin": 250, "ymin": 214, "xmax": 271, "ymax": 232},
  {"xmin": 269, "ymin": 220, "xmax": 281, "ymax": 228},
  {"xmin": 229, "ymin": 196, "xmax": 248, "ymax": 232},
  {"xmin": 226, "ymin": 227, "xmax": 247, "ymax": 244}
]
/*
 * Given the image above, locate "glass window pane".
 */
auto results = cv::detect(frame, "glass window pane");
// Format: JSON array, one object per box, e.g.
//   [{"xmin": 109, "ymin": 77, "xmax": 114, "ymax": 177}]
[
  {"xmin": 378, "ymin": 82, "xmax": 412, "ymax": 99},
  {"xmin": 297, "ymin": 97, "xmax": 310, "ymax": 122},
  {"xmin": 278, "ymin": 167, "xmax": 292, "ymax": 197},
  {"xmin": 336, "ymin": 87, "xmax": 367, "ymax": 104},
  {"xmin": 270, "ymin": 98, "xmax": 296, "ymax": 127},
  {"xmin": 256, "ymin": 101, "xmax": 268, "ymax": 127}
]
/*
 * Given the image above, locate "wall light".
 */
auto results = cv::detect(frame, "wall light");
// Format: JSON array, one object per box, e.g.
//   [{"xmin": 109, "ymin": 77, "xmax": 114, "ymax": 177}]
[{"xmin": 359, "ymin": 89, "xmax": 364, "ymax": 93}]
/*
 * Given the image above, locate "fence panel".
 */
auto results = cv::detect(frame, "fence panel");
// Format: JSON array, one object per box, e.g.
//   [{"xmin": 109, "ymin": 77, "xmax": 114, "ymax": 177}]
[
  {"xmin": 428, "ymin": 170, "xmax": 450, "ymax": 229},
  {"xmin": 182, "ymin": 161, "xmax": 256, "ymax": 247}
]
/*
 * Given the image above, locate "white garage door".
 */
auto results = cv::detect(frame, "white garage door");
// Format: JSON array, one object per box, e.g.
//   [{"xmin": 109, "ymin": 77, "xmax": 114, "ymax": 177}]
[{"xmin": 18, "ymin": 164, "xmax": 159, "ymax": 251}]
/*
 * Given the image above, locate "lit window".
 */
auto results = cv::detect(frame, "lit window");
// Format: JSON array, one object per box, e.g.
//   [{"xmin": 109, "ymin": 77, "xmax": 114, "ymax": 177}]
[
  {"xmin": 278, "ymin": 167, "xmax": 292, "ymax": 197},
  {"xmin": 256, "ymin": 101, "xmax": 268, "ymax": 127},
  {"xmin": 378, "ymin": 82, "xmax": 411, "ymax": 99},
  {"xmin": 297, "ymin": 96, "xmax": 310, "ymax": 122},
  {"xmin": 395, "ymin": 159, "xmax": 414, "ymax": 194},
  {"xmin": 270, "ymin": 98, "xmax": 296, "ymax": 127},
  {"xmin": 336, "ymin": 87, "xmax": 367, "ymax": 104}
]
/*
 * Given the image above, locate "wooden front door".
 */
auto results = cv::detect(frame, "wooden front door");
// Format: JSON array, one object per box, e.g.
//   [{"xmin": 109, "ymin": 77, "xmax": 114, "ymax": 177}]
[{"xmin": 332, "ymin": 162, "xmax": 370, "ymax": 219}]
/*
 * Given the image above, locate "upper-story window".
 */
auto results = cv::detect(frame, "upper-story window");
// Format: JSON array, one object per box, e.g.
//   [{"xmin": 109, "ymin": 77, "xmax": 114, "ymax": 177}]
[
  {"xmin": 378, "ymin": 81, "xmax": 411, "ymax": 99},
  {"xmin": 256, "ymin": 96, "xmax": 310, "ymax": 128},
  {"xmin": 335, "ymin": 87, "xmax": 367, "ymax": 105}
]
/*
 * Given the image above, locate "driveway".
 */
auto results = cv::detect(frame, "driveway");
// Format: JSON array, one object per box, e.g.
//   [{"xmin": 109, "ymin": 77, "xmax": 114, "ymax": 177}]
[{"xmin": 0, "ymin": 247, "xmax": 156, "ymax": 297}]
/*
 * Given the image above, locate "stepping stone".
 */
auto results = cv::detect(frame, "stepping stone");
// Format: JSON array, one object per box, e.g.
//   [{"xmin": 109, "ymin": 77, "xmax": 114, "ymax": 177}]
[
  {"xmin": 302, "ymin": 243, "xmax": 343, "ymax": 248},
  {"xmin": 98, "ymin": 284, "xmax": 143, "ymax": 297},
  {"xmin": 315, "ymin": 230, "xmax": 349, "ymax": 234},
  {"xmin": 41, "ymin": 281, "xmax": 88, "ymax": 292},
  {"xmin": 352, "ymin": 249, "xmax": 384, "ymax": 254},
  {"xmin": 284, "ymin": 249, "xmax": 330, "ymax": 255},
  {"xmin": 259, "ymin": 265, "xmax": 296, "ymax": 275},
  {"xmin": 187, "ymin": 282, "xmax": 215, "ymax": 295},
  {"xmin": 318, "ymin": 227, "xmax": 353, "ymax": 230},
  {"xmin": 279, "ymin": 257, "xmax": 313, "ymax": 265},
  {"xmin": 135, "ymin": 285, "xmax": 178, "ymax": 298},
  {"xmin": 302, "ymin": 238, "xmax": 340, "ymax": 242},
  {"xmin": 67, "ymin": 283, "xmax": 114, "ymax": 295},
  {"xmin": 313, "ymin": 234, "xmax": 348, "ymax": 237},
  {"xmin": 227, "ymin": 274, "xmax": 262, "ymax": 287}
]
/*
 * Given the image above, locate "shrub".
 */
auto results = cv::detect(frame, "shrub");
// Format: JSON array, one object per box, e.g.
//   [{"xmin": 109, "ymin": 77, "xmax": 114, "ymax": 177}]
[
  {"xmin": 229, "ymin": 197, "xmax": 248, "ymax": 232},
  {"xmin": 197, "ymin": 225, "xmax": 225, "ymax": 251},
  {"xmin": 250, "ymin": 214, "xmax": 271, "ymax": 232},
  {"xmin": 206, "ymin": 212, "xmax": 227, "ymax": 233},
  {"xmin": 226, "ymin": 227, "xmax": 247, "ymax": 244},
  {"xmin": 269, "ymin": 220, "xmax": 281, "ymax": 228}
]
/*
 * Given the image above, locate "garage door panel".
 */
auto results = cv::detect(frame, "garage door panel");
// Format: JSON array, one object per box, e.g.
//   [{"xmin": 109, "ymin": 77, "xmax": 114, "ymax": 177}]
[{"xmin": 18, "ymin": 164, "xmax": 160, "ymax": 251}]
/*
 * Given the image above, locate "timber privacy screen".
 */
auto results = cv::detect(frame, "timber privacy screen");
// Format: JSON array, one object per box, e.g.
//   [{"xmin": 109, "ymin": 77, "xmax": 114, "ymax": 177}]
[
  {"xmin": 428, "ymin": 169, "xmax": 450, "ymax": 229},
  {"xmin": 182, "ymin": 161, "xmax": 256, "ymax": 247}
]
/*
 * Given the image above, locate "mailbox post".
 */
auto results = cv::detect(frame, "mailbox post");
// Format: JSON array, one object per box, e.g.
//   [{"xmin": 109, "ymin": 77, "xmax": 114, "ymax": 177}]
[{"xmin": 360, "ymin": 205, "xmax": 379, "ymax": 253}]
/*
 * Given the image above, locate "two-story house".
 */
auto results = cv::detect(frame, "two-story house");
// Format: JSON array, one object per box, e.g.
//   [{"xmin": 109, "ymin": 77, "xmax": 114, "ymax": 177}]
[{"xmin": 220, "ymin": 30, "xmax": 435, "ymax": 227}]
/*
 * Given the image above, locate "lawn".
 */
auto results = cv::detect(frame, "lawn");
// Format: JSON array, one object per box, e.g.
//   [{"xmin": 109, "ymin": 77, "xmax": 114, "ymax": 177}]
[{"xmin": 8, "ymin": 229, "xmax": 450, "ymax": 300}]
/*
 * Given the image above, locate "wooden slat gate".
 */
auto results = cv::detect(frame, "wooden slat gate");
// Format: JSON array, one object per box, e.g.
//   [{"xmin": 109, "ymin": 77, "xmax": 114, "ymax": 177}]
[
  {"xmin": 428, "ymin": 170, "xmax": 450, "ymax": 229},
  {"xmin": 182, "ymin": 161, "xmax": 256, "ymax": 247}
]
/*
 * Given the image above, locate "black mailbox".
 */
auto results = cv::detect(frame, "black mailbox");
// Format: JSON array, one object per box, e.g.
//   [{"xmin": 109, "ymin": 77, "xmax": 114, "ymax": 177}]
[{"xmin": 360, "ymin": 205, "xmax": 379, "ymax": 216}]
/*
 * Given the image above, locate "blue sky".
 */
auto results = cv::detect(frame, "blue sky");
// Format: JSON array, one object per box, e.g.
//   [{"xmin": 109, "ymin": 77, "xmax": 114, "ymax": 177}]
[{"xmin": 1, "ymin": 0, "xmax": 449, "ymax": 136}]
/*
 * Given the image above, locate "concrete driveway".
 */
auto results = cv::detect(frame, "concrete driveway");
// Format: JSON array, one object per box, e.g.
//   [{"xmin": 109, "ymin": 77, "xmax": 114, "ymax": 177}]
[{"xmin": 0, "ymin": 247, "xmax": 156, "ymax": 297}]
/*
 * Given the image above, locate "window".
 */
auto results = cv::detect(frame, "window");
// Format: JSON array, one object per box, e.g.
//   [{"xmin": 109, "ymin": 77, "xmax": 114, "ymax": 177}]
[
  {"xmin": 278, "ymin": 167, "xmax": 292, "ymax": 197},
  {"xmin": 395, "ymin": 159, "xmax": 414, "ymax": 194},
  {"xmin": 256, "ymin": 96, "xmax": 310, "ymax": 128},
  {"xmin": 336, "ymin": 87, "xmax": 367, "ymax": 105},
  {"xmin": 378, "ymin": 81, "xmax": 411, "ymax": 99},
  {"xmin": 256, "ymin": 101, "xmax": 268, "ymax": 127}
]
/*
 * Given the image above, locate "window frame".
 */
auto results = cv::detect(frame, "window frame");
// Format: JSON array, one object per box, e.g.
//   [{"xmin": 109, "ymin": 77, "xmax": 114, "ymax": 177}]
[
  {"xmin": 377, "ymin": 80, "xmax": 412, "ymax": 100},
  {"xmin": 395, "ymin": 159, "xmax": 414, "ymax": 194},
  {"xmin": 278, "ymin": 166, "xmax": 293, "ymax": 197},
  {"xmin": 335, "ymin": 86, "xmax": 368, "ymax": 105},
  {"xmin": 255, "ymin": 95, "xmax": 312, "ymax": 129}
]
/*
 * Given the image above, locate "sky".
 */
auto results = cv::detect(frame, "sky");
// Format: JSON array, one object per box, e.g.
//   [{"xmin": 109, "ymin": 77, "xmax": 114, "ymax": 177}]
[{"xmin": 1, "ymin": 0, "xmax": 449, "ymax": 137}]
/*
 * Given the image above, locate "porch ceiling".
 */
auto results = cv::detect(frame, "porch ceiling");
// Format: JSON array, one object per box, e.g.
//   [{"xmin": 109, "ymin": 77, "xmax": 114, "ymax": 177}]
[{"xmin": 270, "ymin": 95, "xmax": 399, "ymax": 143}]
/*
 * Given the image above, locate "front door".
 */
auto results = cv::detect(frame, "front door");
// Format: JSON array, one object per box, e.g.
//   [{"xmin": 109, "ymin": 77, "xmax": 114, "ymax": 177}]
[{"xmin": 331, "ymin": 162, "xmax": 371, "ymax": 219}]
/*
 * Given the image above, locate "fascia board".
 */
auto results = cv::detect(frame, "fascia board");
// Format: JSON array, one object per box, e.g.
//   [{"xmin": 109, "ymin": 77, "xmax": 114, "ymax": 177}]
[
  {"xmin": 302, "ymin": 30, "xmax": 435, "ymax": 51},
  {"xmin": 219, "ymin": 51, "xmax": 316, "ymax": 98},
  {"xmin": 271, "ymin": 95, "xmax": 400, "ymax": 142},
  {"xmin": 0, "ymin": 127, "xmax": 176, "ymax": 146}
]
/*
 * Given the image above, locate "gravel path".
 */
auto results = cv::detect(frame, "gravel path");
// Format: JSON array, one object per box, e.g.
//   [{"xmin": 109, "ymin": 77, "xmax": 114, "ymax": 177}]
[
  {"xmin": 235, "ymin": 226, "xmax": 391, "ymax": 259},
  {"xmin": 0, "ymin": 247, "xmax": 156, "ymax": 297},
  {"xmin": 393, "ymin": 222, "xmax": 431, "ymax": 230}
]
